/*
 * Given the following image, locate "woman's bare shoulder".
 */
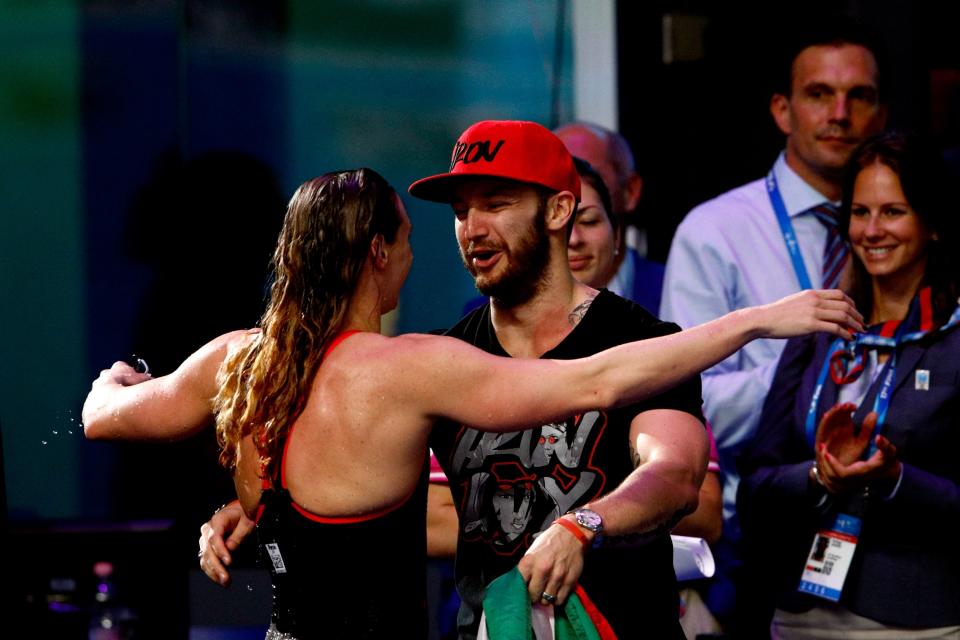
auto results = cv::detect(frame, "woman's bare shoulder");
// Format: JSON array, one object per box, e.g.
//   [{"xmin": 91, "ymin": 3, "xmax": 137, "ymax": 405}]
[{"xmin": 335, "ymin": 332, "xmax": 471, "ymax": 386}]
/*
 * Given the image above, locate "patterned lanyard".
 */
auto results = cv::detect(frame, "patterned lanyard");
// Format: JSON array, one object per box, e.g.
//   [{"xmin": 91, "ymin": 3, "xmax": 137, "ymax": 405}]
[
  {"xmin": 804, "ymin": 288, "xmax": 959, "ymax": 455},
  {"xmin": 827, "ymin": 319, "xmax": 901, "ymax": 385}
]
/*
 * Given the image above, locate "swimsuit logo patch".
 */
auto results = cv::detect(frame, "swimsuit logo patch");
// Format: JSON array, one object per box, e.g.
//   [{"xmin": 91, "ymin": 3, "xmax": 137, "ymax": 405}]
[{"xmin": 264, "ymin": 542, "xmax": 287, "ymax": 574}]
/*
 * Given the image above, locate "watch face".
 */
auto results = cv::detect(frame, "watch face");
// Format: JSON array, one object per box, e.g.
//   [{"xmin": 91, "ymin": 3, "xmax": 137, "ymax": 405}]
[{"xmin": 575, "ymin": 508, "xmax": 603, "ymax": 532}]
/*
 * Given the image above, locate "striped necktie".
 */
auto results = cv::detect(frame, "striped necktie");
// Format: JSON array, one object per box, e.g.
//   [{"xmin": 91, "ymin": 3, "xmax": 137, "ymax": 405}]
[{"xmin": 808, "ymin": 203, "xmax": 847, "ymax": 289}]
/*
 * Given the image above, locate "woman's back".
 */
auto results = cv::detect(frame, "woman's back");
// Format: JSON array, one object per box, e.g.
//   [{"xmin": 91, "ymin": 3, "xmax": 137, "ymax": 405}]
[{"xmin": 236, "ymin": 331, "xmax": 435, "ymax": 520}]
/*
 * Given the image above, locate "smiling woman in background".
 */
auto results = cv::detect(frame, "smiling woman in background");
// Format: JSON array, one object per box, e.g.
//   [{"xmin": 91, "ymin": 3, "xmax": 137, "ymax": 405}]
[
  {"xmin": 566, "ymin": 157, "xmax": 621, "ymax": 291},
  {"xmin": 739, "ymin": 131, "xmax": 960, "ymax": 638}
]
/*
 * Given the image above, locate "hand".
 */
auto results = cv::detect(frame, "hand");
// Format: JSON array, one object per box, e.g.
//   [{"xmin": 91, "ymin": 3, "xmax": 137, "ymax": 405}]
[
  {"xmin": 198, "ymin": 500, "xmax": 255, "ymax": 587},
  {"xmin": 756, "ymin": 289, "xmax": 864, "ymax": 341},
  {"xmin": 93, "ymin": 361, "xmax": 152, "ymax": 389},
  {"xmin": 517, "ymin": 518, "xmax": 585, "ymax": 606},
  {"xmin": 819, "ymin": 433, "xmax": 902, "ymax": 495},
  {"xmin": 82, "ymin": 362, "xmax": 154, "ymax": 433},
  {"xmin": 816, "ymin": 403, "xmax": 873, "ymax": 467}
]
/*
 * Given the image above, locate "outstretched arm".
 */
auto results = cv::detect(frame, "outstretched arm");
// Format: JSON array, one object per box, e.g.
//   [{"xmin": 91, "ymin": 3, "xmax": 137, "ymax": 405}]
[
  {"xmin": 399, "ymin": 289, "xmax": 862, "ymax": 433},
  {"xmin": 82, "ymin": 330, "xmax": 255, "ymax": 440}
]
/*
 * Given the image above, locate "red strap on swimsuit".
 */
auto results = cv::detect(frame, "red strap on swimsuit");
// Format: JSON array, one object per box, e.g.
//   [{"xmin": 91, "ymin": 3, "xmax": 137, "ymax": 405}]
[{"xmin": 324, "ymin": 329, "xmax": 362, "ymax": 358}]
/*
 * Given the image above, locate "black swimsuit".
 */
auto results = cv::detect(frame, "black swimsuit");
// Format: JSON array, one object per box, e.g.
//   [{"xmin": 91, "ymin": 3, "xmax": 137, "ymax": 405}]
[{"xmin": 255, "ymin": 331, "xmax": 428, "ymax": 638}]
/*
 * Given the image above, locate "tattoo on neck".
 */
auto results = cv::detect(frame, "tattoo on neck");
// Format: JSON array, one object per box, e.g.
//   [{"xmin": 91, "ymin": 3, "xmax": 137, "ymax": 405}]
[{"xmin": 568, "ymin": 294, "xmax": 597, "ymax": 327}]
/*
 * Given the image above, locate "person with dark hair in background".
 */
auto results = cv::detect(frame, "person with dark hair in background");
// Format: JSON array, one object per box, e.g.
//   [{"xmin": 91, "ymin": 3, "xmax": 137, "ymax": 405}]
[
  {"xmin": 83, "ymin": 166, "xmax": 860, "ymax": 639},
  {"xmin": 555, "ymin": 122, "xmax": 664, "ymax": 313},
  {"xmin": 565, "ymin": 156, "xmax": 619, "ymax": 289},
  {"xmin": 660, "ymin": 18, "xmax": 889, "ymax": 629},
  {"xmin": 739, "ymin": 131, "xmax": 960, "ymax": 637}
]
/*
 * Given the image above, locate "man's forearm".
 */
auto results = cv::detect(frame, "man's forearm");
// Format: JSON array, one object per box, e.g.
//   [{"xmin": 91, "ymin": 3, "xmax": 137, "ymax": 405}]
[{"xmin": 586, "ymin": 458, "xmax": 701, "ymax": 544}]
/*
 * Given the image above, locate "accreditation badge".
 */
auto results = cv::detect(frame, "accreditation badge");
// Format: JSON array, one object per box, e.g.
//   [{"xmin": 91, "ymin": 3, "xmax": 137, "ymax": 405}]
[{"xmin": 797, "ymin": 513, "xmax": 861, "ymax": 601}]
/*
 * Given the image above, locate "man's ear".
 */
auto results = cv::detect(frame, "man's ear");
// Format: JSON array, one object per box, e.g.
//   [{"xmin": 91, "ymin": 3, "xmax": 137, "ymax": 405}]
[
  {"xmin": 770, "ymin": 93, "xmax": 792, "ymax": 137},
  {"xmin": 546, "ymin": 191, "xmax": 577, "ymax": 232},
  {"xmin": 370, "ymin": 234, "xmax": 388, "ymax": 269}
]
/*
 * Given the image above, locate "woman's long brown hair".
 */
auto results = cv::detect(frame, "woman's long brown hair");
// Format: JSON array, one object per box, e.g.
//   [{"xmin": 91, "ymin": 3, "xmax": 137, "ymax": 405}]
[{"xmin": 214, "ymin": 168, "xmax": 400, "ymax": 475}]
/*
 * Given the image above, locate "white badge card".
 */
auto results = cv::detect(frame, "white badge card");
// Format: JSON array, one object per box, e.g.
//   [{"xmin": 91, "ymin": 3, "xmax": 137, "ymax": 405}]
[
  {"xmin": 264, "ymin": 542, "xmax": 287, "ymax": 574},
  {"xmin": 797, "ymin": 513, "xmax": 861, "ymax": 602}
]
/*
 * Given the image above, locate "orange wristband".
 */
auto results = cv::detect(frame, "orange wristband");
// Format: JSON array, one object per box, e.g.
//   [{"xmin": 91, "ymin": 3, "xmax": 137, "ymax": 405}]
[{"xmin": 552, "ymin": 517, "xmax": 589, "ymax": 548}]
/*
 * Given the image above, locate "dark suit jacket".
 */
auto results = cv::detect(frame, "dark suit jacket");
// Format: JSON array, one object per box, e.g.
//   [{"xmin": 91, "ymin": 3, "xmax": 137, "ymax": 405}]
[
  {"xmin": 737, "ymin": 317, "xmax": 960, "ymax": 629},
  {"xmin": 622, "ymin": 247, "xmax": 665, "ymax": 315}
]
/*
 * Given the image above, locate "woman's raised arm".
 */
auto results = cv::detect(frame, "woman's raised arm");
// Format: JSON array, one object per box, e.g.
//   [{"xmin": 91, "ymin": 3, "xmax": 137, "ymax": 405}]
[
  {"xmin": 82, "ymin": 330, "xmax": 255, "ymax": 440},
  {"xmin": 393, "ymin": 289, "xmax": 863, "ymax": 432}
]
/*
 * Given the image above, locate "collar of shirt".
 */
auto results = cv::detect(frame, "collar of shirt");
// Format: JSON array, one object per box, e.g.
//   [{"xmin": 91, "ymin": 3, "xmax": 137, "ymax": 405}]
[{"xmin": 772, "ymin": 151, "xmax": 838, "ymax": 218}]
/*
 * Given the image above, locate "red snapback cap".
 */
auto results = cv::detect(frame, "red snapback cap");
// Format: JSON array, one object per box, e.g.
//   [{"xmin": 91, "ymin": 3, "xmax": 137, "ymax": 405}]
[{"xmin": 408, "ymin": 120, "xmax": 581, "ymax": 203}]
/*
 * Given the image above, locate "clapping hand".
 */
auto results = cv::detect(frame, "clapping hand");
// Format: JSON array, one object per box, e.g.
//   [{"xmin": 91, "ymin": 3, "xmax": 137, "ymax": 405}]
[{"xmin": 815, "ymin": 404, "xmax": 901, "ymax": 494}]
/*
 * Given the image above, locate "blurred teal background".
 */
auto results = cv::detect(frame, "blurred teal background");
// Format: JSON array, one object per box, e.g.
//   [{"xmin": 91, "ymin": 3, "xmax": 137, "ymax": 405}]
[{"xmin": 0, "ymin": 0, "xmax": 575, "ymax": 521}]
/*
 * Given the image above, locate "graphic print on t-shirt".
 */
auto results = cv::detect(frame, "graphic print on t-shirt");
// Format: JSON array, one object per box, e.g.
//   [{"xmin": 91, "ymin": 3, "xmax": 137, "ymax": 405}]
[{"xmin": 451, "ymin": 411, "xmax": 608, "ymax": 556}]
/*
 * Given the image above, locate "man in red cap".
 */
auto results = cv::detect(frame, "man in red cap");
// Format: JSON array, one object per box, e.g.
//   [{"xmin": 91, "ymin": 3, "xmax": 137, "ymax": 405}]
[{"xmin": 409, "ymin": 120, "xmax": 707, "ymax": 639}]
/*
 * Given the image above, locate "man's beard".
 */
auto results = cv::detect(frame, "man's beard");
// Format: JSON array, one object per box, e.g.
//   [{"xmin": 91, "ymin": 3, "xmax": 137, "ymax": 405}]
[{"xmin": 462, "ymin": 206, "xmax": 551, "ymax": 308}]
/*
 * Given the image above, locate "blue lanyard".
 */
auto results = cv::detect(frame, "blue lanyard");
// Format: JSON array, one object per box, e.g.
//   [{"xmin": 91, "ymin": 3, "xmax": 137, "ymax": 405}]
[
  {"xmin": 805, "ymin": 301, "xmax": 960, "ymax": 455},
  {"xmin": 766, "ymin": 171, "xmax": 813, "ymax": 290}
]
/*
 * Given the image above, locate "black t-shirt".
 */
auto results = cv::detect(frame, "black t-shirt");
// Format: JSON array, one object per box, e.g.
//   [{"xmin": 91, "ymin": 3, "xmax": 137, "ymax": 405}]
[{"xmin": 431, "ymin": 290, "xmax": 703, "ymax": 639}]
